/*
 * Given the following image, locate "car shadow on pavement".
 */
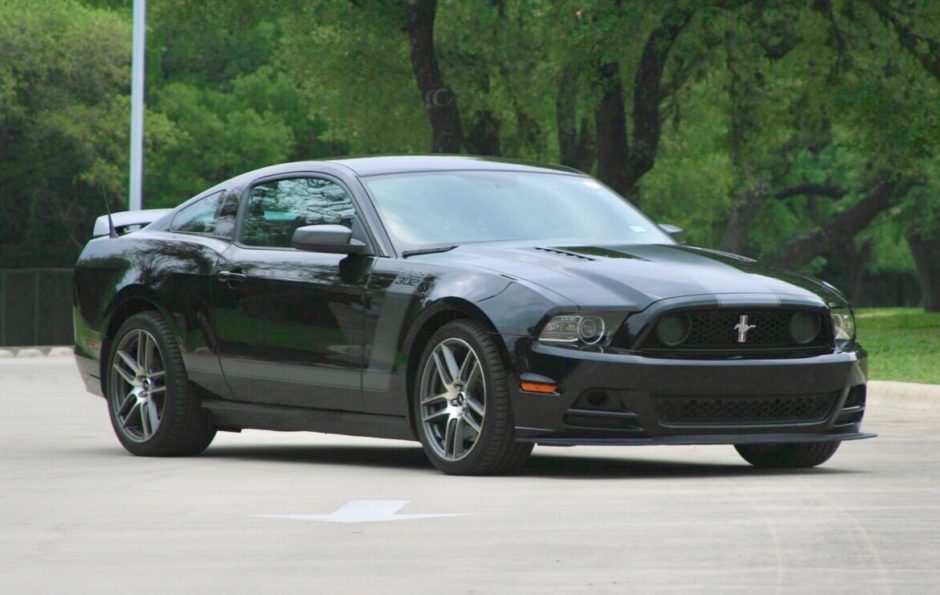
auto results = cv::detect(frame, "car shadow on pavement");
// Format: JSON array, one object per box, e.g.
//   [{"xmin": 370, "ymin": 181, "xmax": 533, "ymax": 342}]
[
  {"xmin": 522, "ymin": 451, "xmax": 860, "ymax": 479},
  {"xmin": 202, "ymin": 444, "xmax": 434, "ymax": 471},
  {"xmin": 193, "ymin": 443, "xmax": 861, "ymax": 479}
]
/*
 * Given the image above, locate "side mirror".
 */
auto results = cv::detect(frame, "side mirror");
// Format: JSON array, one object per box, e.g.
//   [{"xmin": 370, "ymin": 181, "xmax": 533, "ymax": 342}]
[
  {"xmin": 658, "ymin": 223, "xmax": 684, "ymax": 239},
  {"xmin": 292, "ymin": 224, "xmax": 369, "ymax": 255}
]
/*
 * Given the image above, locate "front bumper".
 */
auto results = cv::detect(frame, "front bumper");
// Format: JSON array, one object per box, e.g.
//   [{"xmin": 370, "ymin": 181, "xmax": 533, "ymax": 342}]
[
  {"xmin": 75, "ymin": 350, "xmax": 104, "ymax": 397},
  {"xmin": 510, "ymin": 340, "xmax": 873, "ymax": 446}
]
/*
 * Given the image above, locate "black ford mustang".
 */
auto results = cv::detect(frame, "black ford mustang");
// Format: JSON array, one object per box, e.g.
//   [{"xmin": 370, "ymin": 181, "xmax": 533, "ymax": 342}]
[{"xmin": 73, "ymin": 156, "xmax": 873, "ymax": 475}]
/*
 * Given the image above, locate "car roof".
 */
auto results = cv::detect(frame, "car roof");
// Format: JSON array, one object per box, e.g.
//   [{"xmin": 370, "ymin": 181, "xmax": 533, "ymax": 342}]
[
  {"xmin": 237, "ymin": 155, "xmax": 584, "ymax": 180},
  {"xmin": 328, "ymin": 155, "xmax": 584, "ymax": 176}
]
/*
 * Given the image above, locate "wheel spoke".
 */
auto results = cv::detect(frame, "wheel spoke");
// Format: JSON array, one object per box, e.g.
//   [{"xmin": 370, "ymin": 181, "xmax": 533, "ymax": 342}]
[
  {"xmin": 139, "ymin": 401, "xmax": 151, "ymax": 437},
  {"xmin": 117, "ymin": 390, "xmax": 136, "ymax": 417},
  {"xmin": 421, "ymin": 392, "xmax": 449, "ymax": 406},
  {"xmin": 444, "ymin": 417, "xmax": 457, "ymax": 458},
  {"xmin": 148, "ymin": 370, "xmax": 165, "ymax": 381},
  {"xmin": 439, "ymin": 344, "xmax": 460, "ymax": 385},
  {"xmin": 116, "ymin": 350, "xmax": 139, "ymax": 377},
  {"xmin": 463, "ymin": 411, "xmax": 482, "ymax": 434},
  {"xmin": 136, "ymin": 331, "xmax": 147, "ymax": 373},
  {"xmin": 121, "ymin": 402, "xmax": 141, "ymax": 429},
  {"xmin": 431, "ymin": 352, "xmax": 451, "ymax": 387},
  {"xmin": 141, "ymin": 334, "xmax": 156, "ymax": 375},
  {"xmin": 146, "ymin": 400, "xmax": 160, "ymax": 435},
  {"xmin": 466, "ymin": 395, "xmax": 485, "ymax": 417},
  {"xmin": 112, "ymin": 362, "xmax": 136, "ymax": 385},
  {"xmin": 452, "ymin": 417, "xmax": 464, "ymax": 457},
  {"xmin": 465, "ymin": 360, "xmax": 481, "ymax": 388},
  {"xmin": 148, "ymin": 386, "xmax": 166, "ymax": 395},
  {"xmin": 457, "ymin": 351, "xmax": 474, "ymax": 383},
  {"xmin": 422, "ymin": 408, "xmax": 450, "ymax": 423}
]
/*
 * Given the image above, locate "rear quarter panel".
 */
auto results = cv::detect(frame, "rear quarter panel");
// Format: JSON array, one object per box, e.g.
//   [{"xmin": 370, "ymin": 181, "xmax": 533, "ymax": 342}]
[{"xmin": 73, "ymin": 232, "xmax": 230, "ymax": 397}]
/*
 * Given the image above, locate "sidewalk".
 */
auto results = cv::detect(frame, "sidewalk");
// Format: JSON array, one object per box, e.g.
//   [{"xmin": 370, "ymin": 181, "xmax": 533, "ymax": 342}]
[{"xmin": 868, "ymin": 380, "xmax": 940, "ymax": 409}]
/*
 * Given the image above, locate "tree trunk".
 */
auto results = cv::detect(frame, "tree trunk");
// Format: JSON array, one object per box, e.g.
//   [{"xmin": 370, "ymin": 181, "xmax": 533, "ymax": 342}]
[
  {"xmin": 908, "ymin": 232, "xmax": 940, "ymax": 312},
  {"xmin": 720, "ymin": 181, "xmax": 770, "ymax": 254},
  {"xmin": 594, "ymin": 61, "xmax": 630, "ymax": 196},
  {"xmin": 842, "ymin": 241, "xmax": 872, "ymax": 304},
  {"xmin": 406, "ymin": 0, "xmax": 462, "ymax": 153},
  {"xmin": 465, "ymin": 109, "xmax": 501, "ymax": 156},
  {"xmin": 774, "ymin": 179, "xmax": 896, "ymax": 270},
  {"xmin": 623, "ymin": 9, "xmax": 694, "ymax": 198},
  {"xmin": 720, "ymin": 182, "xmax": 848, "ymax": 254}
]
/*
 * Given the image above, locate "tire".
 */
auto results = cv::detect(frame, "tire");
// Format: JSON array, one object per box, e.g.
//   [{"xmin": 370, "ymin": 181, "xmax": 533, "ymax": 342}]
[
  {"xmin": 105, "ymin": 311, "xmax": 216, "ymax": 456},
  {"xmin": 734, "ymin": 441, "xmax": 840, "ymax": 469},
  {"xmin": 413, "ymin": 319, "xmax": 532, "ymax": 475}
]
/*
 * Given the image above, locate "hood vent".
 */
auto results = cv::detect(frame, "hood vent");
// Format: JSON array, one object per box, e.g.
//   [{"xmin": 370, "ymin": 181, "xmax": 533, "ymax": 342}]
[{"xmin": 533, "ymin": 247, "xmax": 596, "ymax": 262}]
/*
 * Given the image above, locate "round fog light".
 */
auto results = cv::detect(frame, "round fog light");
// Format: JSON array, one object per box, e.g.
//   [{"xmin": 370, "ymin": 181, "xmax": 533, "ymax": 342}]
[
  {"xmin": 789, "ymin": 312, "xmax": 821, "ymax": 344},
  {"xmin": 577, "ymin": 316, "xmax": 605, "ymax": 344},
  {"xmin": 656, "ymin": 314, "xmax": 691, "ymax": 347}
]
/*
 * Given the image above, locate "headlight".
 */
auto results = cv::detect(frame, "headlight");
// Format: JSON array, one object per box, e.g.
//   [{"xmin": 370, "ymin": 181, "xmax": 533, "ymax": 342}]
[
  {"xmin": 539, "ymin": 314, "xmax": 607, "ymax": 345},
  {"xmin": 830, "ymin": 307, "xmax": 856, "ymax": 349}
]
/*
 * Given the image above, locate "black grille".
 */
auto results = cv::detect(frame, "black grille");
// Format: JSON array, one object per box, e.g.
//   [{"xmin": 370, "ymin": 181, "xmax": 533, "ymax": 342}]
[
  {"xmin": 638, "ymin": 308, "xmax": 832, "ymax": 356},
  {"xmin": 654, "ymin": 392, "xmax": 838, "ymax": 426}
]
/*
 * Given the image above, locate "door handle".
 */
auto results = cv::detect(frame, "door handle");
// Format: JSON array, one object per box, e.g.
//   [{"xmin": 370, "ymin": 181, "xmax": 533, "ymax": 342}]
[{"xmin": 216, "ymin": 270, "xmax": 247, "ymax": 282}]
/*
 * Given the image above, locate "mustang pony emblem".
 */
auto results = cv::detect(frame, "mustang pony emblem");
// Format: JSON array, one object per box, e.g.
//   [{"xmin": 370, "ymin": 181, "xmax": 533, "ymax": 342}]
[{"xmin": 734, "ymin": 314, "xmax": 757, "ymax": 343}]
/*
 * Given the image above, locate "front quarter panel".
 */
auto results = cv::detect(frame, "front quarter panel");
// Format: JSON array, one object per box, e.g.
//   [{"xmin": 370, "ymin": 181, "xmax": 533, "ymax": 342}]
[{"xmin": 360, "ymin": 256, "xmax": 570, "ymax": 417}]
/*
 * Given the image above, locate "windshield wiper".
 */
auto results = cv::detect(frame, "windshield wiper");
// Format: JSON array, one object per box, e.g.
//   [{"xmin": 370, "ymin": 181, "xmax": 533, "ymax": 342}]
[{"xmin": 401, "ymin": 245, "xmax": 458, "ymax": 258}]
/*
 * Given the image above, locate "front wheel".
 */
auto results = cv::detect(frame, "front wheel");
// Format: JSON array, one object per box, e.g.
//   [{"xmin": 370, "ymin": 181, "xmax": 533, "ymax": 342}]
[
  {"xmin": 735, "ymin": 442, "xmax": 840, "ymax": 469},
  {"xmin": 413, "ymin": 319, "xmax": 532, "ymax": 475},
  {"xmin": 105, "ymin": 311, "xmax": 215, "ymax": 456}
]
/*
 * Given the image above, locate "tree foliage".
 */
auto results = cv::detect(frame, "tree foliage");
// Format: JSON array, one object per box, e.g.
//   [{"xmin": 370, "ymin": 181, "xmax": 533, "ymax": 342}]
[{"xmin": 2, "ymin": 0, "xmax": 940, "ymax": 308}]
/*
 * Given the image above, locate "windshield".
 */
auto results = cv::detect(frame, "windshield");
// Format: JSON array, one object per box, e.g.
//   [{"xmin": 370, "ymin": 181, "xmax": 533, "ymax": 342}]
[{"xmin": 361, "ymin": 170, "xmax": 672, "ymax": 249}]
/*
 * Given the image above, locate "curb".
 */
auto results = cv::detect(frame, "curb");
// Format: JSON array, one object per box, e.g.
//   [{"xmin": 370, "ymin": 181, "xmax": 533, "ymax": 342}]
[
  {"xmin": 868, "ymin": 380, "xmax": 940, "ymax": 409},
  {"xmin": 0, "ymin": 346, "xmax": 73, "ymax": 358}
]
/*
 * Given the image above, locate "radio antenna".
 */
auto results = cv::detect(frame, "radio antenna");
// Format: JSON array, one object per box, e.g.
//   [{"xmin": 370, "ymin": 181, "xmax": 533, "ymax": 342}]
[{"xmin": 103, "ymin": 196, "xmax": 119, "ymax": 238}]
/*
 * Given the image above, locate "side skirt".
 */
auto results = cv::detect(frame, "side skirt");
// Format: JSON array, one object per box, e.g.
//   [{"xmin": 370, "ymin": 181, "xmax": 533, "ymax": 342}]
[{"xmin": 202, "ymin": 400, "xmax": 416, "ymax": 441}]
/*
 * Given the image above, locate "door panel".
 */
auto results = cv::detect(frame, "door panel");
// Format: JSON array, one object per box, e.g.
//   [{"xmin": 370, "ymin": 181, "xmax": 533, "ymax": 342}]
[
  {"xmin": 208, "ymin": 174, "xmax": 369, "ymax": 411},
  {"xmin": 212, "ymin": 246, "xmax": 367, "ymax": 410}
]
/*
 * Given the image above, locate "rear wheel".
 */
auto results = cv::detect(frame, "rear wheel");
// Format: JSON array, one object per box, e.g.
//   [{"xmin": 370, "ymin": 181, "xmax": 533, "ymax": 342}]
[
  {"xmin": 735, "ymin": 441, "xmax": 840, "ymax": 468},
  {"xmin": 414, "ymin": 319, "xmax": 532, "ymax": 475},
  {"xmin": 106, "ymin": 311, "xmax": 215, "ymax": 456}
]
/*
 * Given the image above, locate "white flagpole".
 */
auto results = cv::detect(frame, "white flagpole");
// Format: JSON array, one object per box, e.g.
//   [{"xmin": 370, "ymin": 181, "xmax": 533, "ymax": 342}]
[{"xmin": 128, "ymin": 0, "xmax": 146, "ymax": 211}]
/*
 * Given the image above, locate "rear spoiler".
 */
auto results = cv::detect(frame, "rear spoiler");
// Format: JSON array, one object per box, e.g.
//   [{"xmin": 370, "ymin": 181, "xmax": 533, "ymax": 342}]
[{"xmin": 92, "ymin": 209, "xmax": 173, "ymax": 238}]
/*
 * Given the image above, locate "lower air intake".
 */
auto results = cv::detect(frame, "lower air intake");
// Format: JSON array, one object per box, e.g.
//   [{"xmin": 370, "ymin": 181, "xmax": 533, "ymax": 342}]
[{"xmin": 654, "ymin": 392, "xmax": 838, "ymax": 426}]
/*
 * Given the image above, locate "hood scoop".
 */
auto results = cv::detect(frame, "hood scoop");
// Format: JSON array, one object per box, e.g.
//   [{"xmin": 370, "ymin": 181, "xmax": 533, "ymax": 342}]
[{"xmin": 533, "ymin": 246, "xmax": 597, "ymax": 262}]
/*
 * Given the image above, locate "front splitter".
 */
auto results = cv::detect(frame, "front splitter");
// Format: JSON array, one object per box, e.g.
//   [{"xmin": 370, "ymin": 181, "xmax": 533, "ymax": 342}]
[{"xmin": 517, "ymin": 431, "xmax": 876, "ymax": 447}]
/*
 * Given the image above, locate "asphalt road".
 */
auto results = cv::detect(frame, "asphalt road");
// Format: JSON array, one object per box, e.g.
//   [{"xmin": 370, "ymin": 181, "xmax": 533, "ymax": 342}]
[{"xmin": 2, "ymin": 357, "xmax": 938, "ymax": 594}]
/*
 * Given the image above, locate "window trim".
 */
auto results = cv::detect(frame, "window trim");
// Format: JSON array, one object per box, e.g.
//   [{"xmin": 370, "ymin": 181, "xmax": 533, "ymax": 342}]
[
  {"xmin": 168, "ymin": 189, "xmax": 235, "ymax": 238},
  {"xmin": 233, "ymin": 171, "xmax": 376, "ymax": 253}
]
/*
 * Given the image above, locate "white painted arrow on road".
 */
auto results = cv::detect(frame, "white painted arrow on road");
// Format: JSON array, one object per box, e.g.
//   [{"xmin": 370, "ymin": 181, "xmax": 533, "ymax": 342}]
[{"xmin": 257, "ymin": 500, "xmax": 463, "ymax": 524}]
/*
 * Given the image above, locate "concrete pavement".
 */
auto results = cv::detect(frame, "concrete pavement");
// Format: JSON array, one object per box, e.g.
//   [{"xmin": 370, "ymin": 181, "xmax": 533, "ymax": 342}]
[{"xmin": 1, "ymin": 356, "xmax": 938, "ymax": 594}]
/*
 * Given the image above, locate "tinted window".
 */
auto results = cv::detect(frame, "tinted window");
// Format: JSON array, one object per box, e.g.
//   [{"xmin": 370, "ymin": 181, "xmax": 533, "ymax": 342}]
[
  {"xmin": 170, "ymin": 191, "xmax": 238, "ymax": 238},
  {"xmin": 362, "ymin": 171, "xmax": 671, "ymax": 248},
  {"xmin": 241, "ymin": 177, "xmax": 356, "ymax": 248}
]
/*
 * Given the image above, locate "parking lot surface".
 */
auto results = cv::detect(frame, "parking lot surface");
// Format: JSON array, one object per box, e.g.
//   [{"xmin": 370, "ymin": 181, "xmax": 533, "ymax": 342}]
[{"xmin": 2, "ymin": 357, "xmax": 938, "ymax": 594}]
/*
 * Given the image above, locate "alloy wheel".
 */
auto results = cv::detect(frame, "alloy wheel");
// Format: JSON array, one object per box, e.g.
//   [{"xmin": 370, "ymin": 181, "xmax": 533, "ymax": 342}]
[
  {"xmin": 419, "ymin": 337, "xmax": 486, "ymax": 461},
  {"xmin": 109, "ymin": 329, "xmax": 166, "ymax": 442}
]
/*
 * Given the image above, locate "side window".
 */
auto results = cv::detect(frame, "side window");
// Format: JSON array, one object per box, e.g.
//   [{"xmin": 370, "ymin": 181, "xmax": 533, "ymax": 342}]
[
  {"xmin": 241, "ymin": 177, "xmax": 356, "ymax": 248},
  {"xmin": 170, "ymin": 191, "xmax": 239, "ymax": 239}
]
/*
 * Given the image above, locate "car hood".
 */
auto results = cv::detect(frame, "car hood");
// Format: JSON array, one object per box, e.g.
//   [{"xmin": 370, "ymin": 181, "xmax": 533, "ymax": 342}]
[{"xmin": 425, "ymin": 242, "xmax": 845, "ymax": 310}]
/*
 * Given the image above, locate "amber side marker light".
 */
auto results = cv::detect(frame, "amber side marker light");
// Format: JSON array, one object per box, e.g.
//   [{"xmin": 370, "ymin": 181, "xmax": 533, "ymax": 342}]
[{"xmin": 520, "ymin": 382, "xmax": 558, "ymax": 394}]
